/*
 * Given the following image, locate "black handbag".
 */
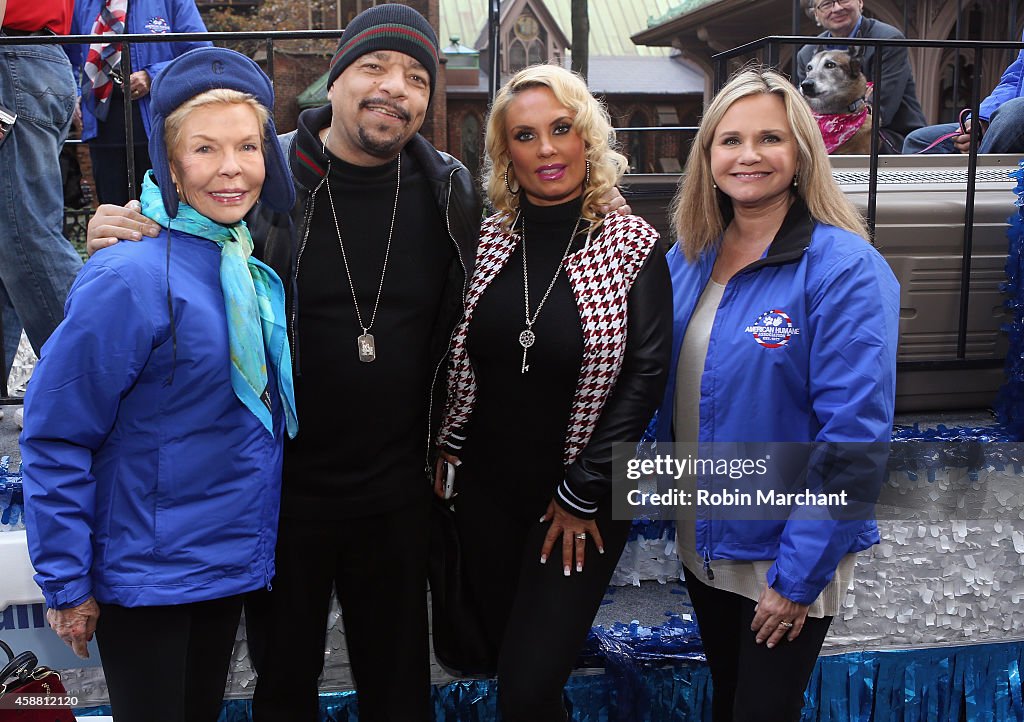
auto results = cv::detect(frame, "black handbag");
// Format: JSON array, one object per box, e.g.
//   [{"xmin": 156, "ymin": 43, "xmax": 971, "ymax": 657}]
[
  {"xmin": 0, "ymin": 639, "xmax": 76, "ymax": 721},
  {"xmin": 427, "ymin": 495, "xmax": 493, "ymax": 675}
]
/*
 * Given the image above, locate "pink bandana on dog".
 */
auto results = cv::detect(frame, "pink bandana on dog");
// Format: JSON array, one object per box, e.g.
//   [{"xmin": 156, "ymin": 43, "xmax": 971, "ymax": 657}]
[{"xmin": 814, "ymin": 106, "xmax": 869, "ymax": 153}]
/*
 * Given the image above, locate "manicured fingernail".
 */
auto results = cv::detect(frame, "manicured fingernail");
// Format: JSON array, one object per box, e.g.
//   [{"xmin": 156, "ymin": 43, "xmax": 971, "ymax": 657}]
[
  {"xmin": 598, "ymin": 546, "xmax": 605, "ymax": 554},
  {"xmin": 563, "ymin": 566, "xmax": 571, "ymax": 576},
  {"xmin": 539, "ymin": 515, "xmax": 547, "ymax": 522},
  {"xmin": 576, "ymin": 562, "xmax": 583, "ymax": 573},
  {"xmin": 767, "ymin": 642, "xmax": 775, "ymax": 649},
  {"xmin": 540, "ymin": 555, "xmax": 547, "ymax": 564}
]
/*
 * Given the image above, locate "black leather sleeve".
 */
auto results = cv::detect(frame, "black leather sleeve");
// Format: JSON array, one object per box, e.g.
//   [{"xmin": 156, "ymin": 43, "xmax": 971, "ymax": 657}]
[{"xmin": 555, "ymin": 247, "xmax": 673, "ymax": 519}]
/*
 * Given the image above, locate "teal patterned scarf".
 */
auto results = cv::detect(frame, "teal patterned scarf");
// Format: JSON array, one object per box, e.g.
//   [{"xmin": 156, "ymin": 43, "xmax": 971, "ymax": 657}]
[{"xmin": 140, "ymin": 171, "xmax": 297, "ymax": 439}]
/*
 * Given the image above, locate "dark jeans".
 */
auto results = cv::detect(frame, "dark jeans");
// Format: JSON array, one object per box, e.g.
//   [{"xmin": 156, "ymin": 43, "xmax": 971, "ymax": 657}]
[
  {"xmin": 87, "ymin": 89, "xmax": 152, "ymax": 206},
  {"xmin": 95, "ymin": 595, "xmax": 244, "ymax": 722},
  {"xmin": 683, "ymin": 567, "xmax": 833, "ymax": 722},
  {"xmin": 455, "ymin": 477, "xmax": 631, "ymax": 722},
  {"xmin": 903, "ymin": 97, "xmax": 1024, "ymax": 154},
  {"xmin": 0, "ymin": 43, "xmax": 82, "ymax": 374},
  {"xmin": 246, "ymin": 497, "xmax": 433, "ymax": 722}
]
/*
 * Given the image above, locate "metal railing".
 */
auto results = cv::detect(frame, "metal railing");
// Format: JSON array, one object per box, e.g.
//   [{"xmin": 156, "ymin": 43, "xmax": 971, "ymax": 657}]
[{"xmin": 0, "ymin": 29, "xmax": 347, "ymax": 198}]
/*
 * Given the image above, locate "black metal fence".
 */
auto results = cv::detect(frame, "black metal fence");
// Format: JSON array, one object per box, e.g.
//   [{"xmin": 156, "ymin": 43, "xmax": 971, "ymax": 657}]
[{"xmin": 2, "ymin": 30, "xmax": 1023, "ymax": 402}]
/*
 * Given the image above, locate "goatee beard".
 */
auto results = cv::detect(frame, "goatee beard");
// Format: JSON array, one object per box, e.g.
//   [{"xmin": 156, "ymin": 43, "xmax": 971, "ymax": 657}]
[{"xmin": 357, "ymin": 127, "xmax": 406, "ymax": 159}]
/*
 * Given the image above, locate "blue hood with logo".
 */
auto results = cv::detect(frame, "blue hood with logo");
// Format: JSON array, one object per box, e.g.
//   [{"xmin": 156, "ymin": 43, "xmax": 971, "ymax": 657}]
[{"xmin": 654, "ymin": 199, "xmax": 899, "ymax": 605}]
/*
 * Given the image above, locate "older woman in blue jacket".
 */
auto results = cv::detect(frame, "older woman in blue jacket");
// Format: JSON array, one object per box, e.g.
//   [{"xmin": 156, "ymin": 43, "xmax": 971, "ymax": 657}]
[
  {"xmin": 656, "ymin": 67, "xmax": 898, "ymax": 722},
  {"xmin": 21, "ymin": 47, "xmax": 296, "ymax": 722}
]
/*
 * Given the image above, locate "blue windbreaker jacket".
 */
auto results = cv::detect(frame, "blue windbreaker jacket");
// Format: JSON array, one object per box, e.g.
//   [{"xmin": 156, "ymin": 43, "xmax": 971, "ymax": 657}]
[
  {"xmin": 67, "ymin": 0, "xmax": 210, "ymax": 143},
  {"xmin": 21, "ymin": 230, "xmax": 285, "ymax": 609},
  {"xmin": 654, "ymin": 200, "xmax": 899, "ymax": 605},
  {"xmin": 979, "ymin": 32, "xmax": 1024, "ymax": 121}
]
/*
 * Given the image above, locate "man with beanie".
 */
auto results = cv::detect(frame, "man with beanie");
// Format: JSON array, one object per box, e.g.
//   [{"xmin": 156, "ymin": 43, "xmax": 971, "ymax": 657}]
[
  {"xmin": 88, "ymin": 4, "xmax": 480, "ymax": 720},
  {"xmin": 244, "ymin": 5, "xmax": 477, "ymax": 721}
]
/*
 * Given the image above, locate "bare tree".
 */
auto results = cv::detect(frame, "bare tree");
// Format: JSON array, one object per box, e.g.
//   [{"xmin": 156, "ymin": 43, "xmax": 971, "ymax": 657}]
[
  {"xmin": 570, "ymin": 0, "xmax": 589, "ymax": 80},
  {"xmin": 202, "ymin": 0, "xmax": 336, "ymax": 56}
]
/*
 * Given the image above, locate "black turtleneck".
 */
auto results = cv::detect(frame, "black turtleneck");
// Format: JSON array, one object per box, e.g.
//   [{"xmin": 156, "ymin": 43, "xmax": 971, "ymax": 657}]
[
  {"xmin": 282, "ymin": 139, "xmax": 452, "ymax": 519},
  {"xmin": 460, "ymin": 195, "xmax": 587, "ymax": 519}
]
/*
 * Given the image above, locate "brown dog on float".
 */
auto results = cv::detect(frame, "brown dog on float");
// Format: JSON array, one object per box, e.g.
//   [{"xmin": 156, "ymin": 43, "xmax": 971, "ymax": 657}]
[{"xmin": 799, "ymin": 48, "xmax": 873, "ymax": 155}]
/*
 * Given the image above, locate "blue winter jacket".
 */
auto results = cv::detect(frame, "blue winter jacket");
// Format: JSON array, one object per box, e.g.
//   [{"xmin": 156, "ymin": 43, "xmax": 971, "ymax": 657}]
[
  {"xmin": 68, "ymin": 0, "xmax": 210, "ymax": 143},
  {"xmin": 21, "ymin": 230, "xmax": 285, "ymax": 609},
  {"xmin": 979, "ymin": 32, "xmax": 1024, "ymax": 121},
  {"xmin": 654, "ymin": 200, "xmax": 899, "ymax": 605}
]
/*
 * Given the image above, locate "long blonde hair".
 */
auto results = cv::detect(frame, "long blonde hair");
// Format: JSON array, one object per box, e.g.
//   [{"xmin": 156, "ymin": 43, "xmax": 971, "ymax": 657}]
[
  {"xmin": 671, "ymin": 66, "xmax": 868, "ymax": 261},
  {"xmin": 483, "ymin": 64, "xmax": 628, "ymax": 232}
]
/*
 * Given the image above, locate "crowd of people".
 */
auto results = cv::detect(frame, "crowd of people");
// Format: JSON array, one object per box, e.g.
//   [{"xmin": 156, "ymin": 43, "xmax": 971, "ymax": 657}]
[{"xmin": 9, "ymin": 0, "xmax": 1022, "ymax": 720}]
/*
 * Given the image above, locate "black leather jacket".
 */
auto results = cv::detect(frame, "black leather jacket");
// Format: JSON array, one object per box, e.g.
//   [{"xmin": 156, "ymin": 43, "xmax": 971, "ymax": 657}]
[{"xmin": 248, "ymin": 121, "xmax": 481, "ymax": 466}]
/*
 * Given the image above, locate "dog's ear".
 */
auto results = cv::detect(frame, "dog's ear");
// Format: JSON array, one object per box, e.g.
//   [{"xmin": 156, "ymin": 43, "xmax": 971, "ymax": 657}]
[{"xmin": 847, "ymin": 45, "xmax": 864, "ymax": 77}]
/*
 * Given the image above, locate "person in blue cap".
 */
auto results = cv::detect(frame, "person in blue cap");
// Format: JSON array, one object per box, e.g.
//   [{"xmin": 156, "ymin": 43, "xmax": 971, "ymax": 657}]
[{"xmin": 20, "ymin": 46, "xmax": 297, "ymax": 722}]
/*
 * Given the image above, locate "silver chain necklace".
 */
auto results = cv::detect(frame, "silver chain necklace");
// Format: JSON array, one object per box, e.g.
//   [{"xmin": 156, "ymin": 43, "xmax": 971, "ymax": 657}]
[
  {"xmin": 518, "ymin": 216, "xmax": 583, "ymax": 373},
  {"xmin": 322, "ymin": 130, "xmax": 400, "ymax": 363}
]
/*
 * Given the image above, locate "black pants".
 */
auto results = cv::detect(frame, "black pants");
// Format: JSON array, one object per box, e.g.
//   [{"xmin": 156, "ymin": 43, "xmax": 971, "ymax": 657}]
[
  {"xmin": 246, "ymin": 497, "xmax": 433, "ymax": 722},
  {"xmin": 682, "ymin": 567, "xmax": 833, "ymax": 722},
  {"xmin": 455, "ymin": 481, "xmax": 631, "ymax": 722},
  {"xmin": 95, "ymin": 595, "xmax": 244, "ymax": 722},
  {"xmin": 87, "ymin": 90, "xmax": 152, "ymax": 206}
]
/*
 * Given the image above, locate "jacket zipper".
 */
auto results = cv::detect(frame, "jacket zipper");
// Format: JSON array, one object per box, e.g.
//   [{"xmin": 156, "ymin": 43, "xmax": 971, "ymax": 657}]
[
  {"xmin": 692, "ymin": 251, "xmax": 805, "ymax": 583},
  {"xmin": 290, "ymin": 176, "xmax": 328, "ymax": 365},
  {"xmin": 699, "ymin": 272, "xmax": 719, "ymax": 583},
  {"xmin": 424, "ymin": 166, "xmax": 470, "ymax": 473}
]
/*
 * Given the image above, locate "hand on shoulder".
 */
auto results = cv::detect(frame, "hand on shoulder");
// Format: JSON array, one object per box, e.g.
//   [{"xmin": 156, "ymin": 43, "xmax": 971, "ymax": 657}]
[{"xmin": 86, "ymin": 201, "xmax": 161, "ymax": 256}]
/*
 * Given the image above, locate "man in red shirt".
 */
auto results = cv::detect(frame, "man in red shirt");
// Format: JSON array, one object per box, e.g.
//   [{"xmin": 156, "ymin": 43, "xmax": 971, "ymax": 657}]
[{"xmin": 0, "ymin": 0, "xmax": 83, "ymax": 383}]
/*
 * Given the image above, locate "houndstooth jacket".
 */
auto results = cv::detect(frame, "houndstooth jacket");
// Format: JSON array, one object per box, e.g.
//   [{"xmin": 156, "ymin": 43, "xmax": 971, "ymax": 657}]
[{"xmin": 437, "ymin": 210, "xmax": 668, "ymax": 518}]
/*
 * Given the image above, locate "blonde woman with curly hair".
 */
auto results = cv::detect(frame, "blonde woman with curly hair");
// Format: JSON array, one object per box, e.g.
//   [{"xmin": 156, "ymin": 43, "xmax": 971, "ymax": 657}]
[
  {"xmin": 482, "ymin": 64, "xmax": 629, "ymax": 232},
  {"xmin": 655, "ymin": 67, "xmax": 898, "ymax": 721},
  {"xmin": 435, "ymin": 63, "xmax": 671, "ymax": 720}
]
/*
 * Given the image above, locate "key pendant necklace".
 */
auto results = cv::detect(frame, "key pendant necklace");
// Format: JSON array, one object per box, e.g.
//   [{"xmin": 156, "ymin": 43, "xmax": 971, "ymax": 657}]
[
  {"xmin": 324, "ymin": 131, "xmax": 400, "ymax": 363},
  {"xmin": 519, "ymin": 217, "xmax": 583, "ymax": 373}
]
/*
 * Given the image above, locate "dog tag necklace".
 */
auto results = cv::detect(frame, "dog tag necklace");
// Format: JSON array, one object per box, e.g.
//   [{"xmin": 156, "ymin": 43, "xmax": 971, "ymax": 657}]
[
  {"xmin": 324, "ymin": 132, "xmax": 400, "ymax": 363},
  {"xmin": 519, "ymin": 217, "xmax": 583, "ymax": 373}
]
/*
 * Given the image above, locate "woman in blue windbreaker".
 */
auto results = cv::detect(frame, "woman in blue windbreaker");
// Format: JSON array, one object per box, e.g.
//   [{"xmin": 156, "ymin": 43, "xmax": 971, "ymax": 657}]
[
  {"xmin": 21, "ymin": 48, "xmax": 297, "ymax": 722},
  {"xmin": 656, "ymin": 67, "xmax": 899, "ymax": 721}
]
